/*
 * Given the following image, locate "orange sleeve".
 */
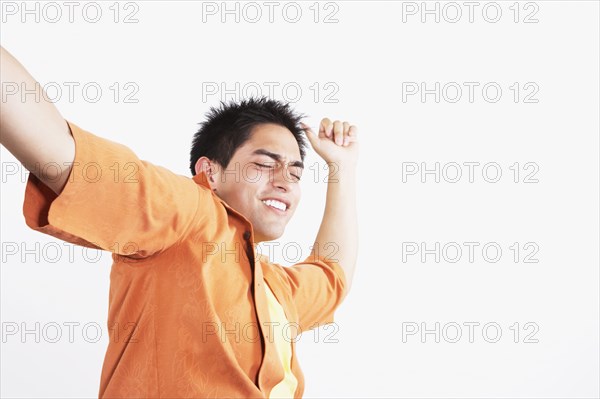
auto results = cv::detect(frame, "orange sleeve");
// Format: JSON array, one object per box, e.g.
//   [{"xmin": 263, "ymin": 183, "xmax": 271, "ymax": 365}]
[
  {"xmin": 282, "ymin": 252, "xmax": 347, "ymax": 332},
  {"xmin": 22, "ymin": 120, "xmax": 212, "ymax": 258}
]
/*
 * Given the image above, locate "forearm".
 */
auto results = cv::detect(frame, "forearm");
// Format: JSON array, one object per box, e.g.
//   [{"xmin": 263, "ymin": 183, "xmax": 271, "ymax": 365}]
[
  {"xmin": 312, "ymin": 164, "xmax": 358, "ymax": 293},
  {"xmin": 0, "ymin": 46, "xmax": 74, "ymax": 194}
]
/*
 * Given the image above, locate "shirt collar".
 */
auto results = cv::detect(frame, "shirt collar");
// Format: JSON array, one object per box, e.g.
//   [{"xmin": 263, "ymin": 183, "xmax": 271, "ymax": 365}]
[
  {"xmin": 192, "ymin": 171, "xmax": 258, "ymax": 241},
  {"xmin": 192, "ymin": 171, "xmax": 211, "ymax": 189}
]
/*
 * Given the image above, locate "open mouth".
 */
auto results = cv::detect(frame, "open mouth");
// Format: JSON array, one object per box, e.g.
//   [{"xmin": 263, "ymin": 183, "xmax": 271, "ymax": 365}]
[{"xmin": 262, "ymin": 199, "xmax": 288, "ymax": 213}]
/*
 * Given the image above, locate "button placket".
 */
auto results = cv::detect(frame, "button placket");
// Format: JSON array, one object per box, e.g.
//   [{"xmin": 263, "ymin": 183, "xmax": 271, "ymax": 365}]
[
  {"xmin": 255, "ymin": 258, "xmax": 262, "ymax": 289},
  {"xmin": 250, "ymin": 250, "xmax": 280, "ymax": 393}
]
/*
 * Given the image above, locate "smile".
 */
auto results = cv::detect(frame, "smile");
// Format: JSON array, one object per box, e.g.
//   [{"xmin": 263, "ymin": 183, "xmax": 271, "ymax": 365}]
[{"xmin": 262, "ymin": 199, "xmax": 287, "ymax": 212}]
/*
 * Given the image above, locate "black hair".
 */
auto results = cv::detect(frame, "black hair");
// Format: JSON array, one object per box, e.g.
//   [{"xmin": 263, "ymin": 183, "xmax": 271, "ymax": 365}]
[{"xmin": 189, "ymin": 97, "xmax": 307, "ymax": 175}]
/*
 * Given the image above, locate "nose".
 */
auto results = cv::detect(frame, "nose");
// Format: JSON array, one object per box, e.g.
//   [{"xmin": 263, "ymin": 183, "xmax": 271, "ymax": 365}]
[{"xmin": 270, "ymin": 165, "xmax": 292, "ymax": 192}]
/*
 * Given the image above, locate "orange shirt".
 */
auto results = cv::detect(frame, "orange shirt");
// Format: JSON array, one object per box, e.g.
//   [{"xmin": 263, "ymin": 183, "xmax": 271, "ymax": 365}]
[{"xmin": 22, "ymin": 121, "xmax": 347, "ymax": 398}]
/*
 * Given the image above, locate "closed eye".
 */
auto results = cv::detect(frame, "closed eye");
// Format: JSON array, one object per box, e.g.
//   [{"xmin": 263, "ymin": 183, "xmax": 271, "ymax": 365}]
[
  {"xmin": 254, "ymin": 162, "xmax": 301, "ymax": 182},
  {"xmin": 253, "ymin": 162, "xmax": 274, "ymax": 168}
]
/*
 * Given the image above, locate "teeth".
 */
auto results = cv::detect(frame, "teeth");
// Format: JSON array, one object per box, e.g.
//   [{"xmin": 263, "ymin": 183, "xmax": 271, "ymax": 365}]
[{"xmin": 262, "ymin": 199, "xmax": 287, "ymax": 211}]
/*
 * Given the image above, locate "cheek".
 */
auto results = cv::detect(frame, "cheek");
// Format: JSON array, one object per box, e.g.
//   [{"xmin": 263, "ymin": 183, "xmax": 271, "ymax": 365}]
[
  {"xmin": 290, "ymin": 185, "xmax": 301, "ymax": 207},
  {"xmin": 241, "ymin": 180, "xmax": 262, "ymax": 204},
  {"xmin": 216, "ymin": 181, "xmax": 250, "ymax": 207}
]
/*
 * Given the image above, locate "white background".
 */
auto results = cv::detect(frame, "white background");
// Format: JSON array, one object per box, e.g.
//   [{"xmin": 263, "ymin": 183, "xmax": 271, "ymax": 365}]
[{"xmin": 1, "ymin": 1, "xmax": 598, "ymax": 398}]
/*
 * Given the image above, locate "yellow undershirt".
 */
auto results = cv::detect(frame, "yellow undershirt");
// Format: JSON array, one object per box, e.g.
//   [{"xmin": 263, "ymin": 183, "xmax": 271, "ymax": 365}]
[{"xmin": 264, "ymin": 282, "xmax": 298, "ymax": 398}]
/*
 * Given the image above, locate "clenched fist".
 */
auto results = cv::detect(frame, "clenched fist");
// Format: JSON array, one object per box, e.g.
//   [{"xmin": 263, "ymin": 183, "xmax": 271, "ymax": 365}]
[{"xmin": 301, "ymin": 118, "xmax": 359, "ymax": 168}]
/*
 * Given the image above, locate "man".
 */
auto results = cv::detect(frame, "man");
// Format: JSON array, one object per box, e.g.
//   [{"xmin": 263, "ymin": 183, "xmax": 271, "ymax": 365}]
[{"xmin": 0, "ymin": 46, "xmax": 358, "ymax": 398}]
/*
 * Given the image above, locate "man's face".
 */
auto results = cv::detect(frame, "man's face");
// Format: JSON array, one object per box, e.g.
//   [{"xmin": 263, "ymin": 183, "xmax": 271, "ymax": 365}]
[{"xmin": 211, "ymin": 123, "xmax": 303, "ymax": 243}]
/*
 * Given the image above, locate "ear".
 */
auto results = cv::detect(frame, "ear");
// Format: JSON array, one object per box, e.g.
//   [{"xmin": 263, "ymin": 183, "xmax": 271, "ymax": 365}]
[{"xmin": 195, "ymin": 157, "xmax": 216, "ymax": 184}]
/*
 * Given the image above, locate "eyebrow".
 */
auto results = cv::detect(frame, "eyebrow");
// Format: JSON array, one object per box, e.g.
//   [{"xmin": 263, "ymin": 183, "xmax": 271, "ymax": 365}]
[{"xmin": 251, "ymin": 149, "xmax": 304, "ymax": 169}]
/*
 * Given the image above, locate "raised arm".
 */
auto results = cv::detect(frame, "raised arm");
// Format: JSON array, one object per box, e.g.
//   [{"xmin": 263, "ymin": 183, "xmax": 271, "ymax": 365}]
[
  {"xmin": 302, "ymin": 118, "xmax": 359, "ymax": 294},
  {"xmin": 0, "ymin": 45, "xmax": 75, "ymax": 195},
  {"xmin": 1, "ymin": 46, "xmax": 209, "ymax": 258}
]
